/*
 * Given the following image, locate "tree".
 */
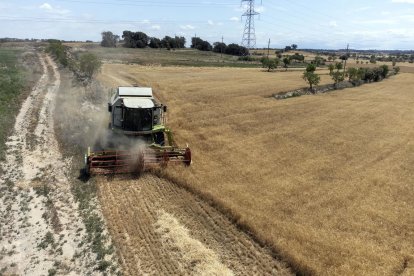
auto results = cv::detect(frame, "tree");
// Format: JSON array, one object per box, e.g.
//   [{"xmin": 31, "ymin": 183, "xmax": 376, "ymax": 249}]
[
  {"xmin": 379, "ymin": 64, "xmax": 389, "ymax": 78},
  {"xmin": 313, "ymin": 56, "xmax": 325, "ymax": 66},
  {"xmin": 149, "ymin": 37, "xmax": 162, "ymax": 48},
  {"xmin": 191, "ymin": 37, "xmax": 212, "ymax": 51},
  {"xmin": 79, "ymin": 53, "xmax": 102, "ymax": 79},
  {"xmin": 284, "ymin": 45, "xmax": 292, "ymax": 52},
  {"xmin": 122, "ymin": 31, "xmax": 149, "ymax": 48},
  {"xmin": 213, "ymin": 42, "xmax": 226, "ymax": 53},
  {"xmin": 392, "ymin": 60, "xmax": 397, "ymax": 67},
  {"xmin": 303, "ymin": 71, "xmax": 320, "ymax": 90},
  {"xmin": 282, "ymin": 57, "xmax": 290, "ymax": 71},
  {"xmin": 291, "ymin": 44, "xmax": 298, "ymax": 50},
  {"xmin": 305, "ymin": 63, "xmax": 317, "ymax": 73},
  {"xmin": 101, "ymin": 31, "xmax": 119, "ymax": 48},
  {"xmin": 290, "ymin": 53, "xmax": 305, "ymax": 63},
  {"xmin": 347, "ymin": 67, "xmax": 359, "ymax": 82},
  {"xmin": 328, "ymin": 64, "xmax": 335, "ymax": 75},
  {"xmin": 224, "ymin": 43, "xmax": 249, "ymax": 56},
  {"xmin": 261, "ymin": 57, "xmax": 279, "ymax": 72},
  {"xmin": 331, "ymin": 62, "xmax": 344, "ymax": 88}
]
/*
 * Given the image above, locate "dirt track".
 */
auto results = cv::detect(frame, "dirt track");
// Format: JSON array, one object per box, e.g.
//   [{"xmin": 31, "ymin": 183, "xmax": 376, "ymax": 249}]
[
  {"xmin": 97, "ymin": 174, "xmax": 292, "ymax": 275},
  {"xmin": 0, "ymin": 53, "xmax": 98, "ymax": 275}
]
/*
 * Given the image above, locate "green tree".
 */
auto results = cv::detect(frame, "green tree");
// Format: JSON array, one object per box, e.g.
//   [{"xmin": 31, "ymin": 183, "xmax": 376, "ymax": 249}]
[
  {"xmin": 213, "ymin": 42, "xmax": 227, "ymax": 53},
  {"xmin": 313, "ymin": 56, "xmax": 325, "ymax": 66},
  {"xmin": 306, "ymin": 63, "xmax": 317, "ymax": 73},
  {"xmin": 261, "ymin": 57, "xmax": 279, "ymax": 72},
  {"xmin": 347, "ymin": 67, "xmax": 359, "ymax": 82},
  {"xmin": 303, "ymin": 71, "xmax": 320, "ymax": 90},
  {"xmin": 379, "ymin": 64, "xmax": 389, "ymax": 78},
  {"xmin": 149, "ymin": 37, "xmax": 162, "ymax": 48},
  {"xmin": 100, "ymin": 31, "xmax": 119, "ymax": 48},
  {"xmin": 331, "ymin": 62, "xmax": 344, "ymax": 88},
  {"xmin": 328, "ymin": 64, "xmax": 335, "ymax": 75},
  {"xmin": 282, "ymin": 57, "xmax": 290, "ymax": 71},
  {"xmin": 122, "ymin": 31, "xmax": 149, "ymax": 48},
  {"xmin": 79, "ymin": 53, "xmax": 102, "ymax": 79}
]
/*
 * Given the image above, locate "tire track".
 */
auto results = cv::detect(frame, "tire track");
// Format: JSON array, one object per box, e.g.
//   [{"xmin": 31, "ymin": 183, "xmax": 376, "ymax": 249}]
[{"xmin": 97, "ymin": 174, "xmax": 292, "ymax": 275}]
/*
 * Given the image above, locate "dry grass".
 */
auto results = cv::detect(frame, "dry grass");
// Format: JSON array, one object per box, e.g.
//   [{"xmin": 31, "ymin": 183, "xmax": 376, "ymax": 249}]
[{"xmin": 98, "ymin": 64, "xmax": 414, "ymax": 275}]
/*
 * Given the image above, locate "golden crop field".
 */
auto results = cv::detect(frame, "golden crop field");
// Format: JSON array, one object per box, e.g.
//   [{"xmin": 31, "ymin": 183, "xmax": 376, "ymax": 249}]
[{"xmin": 98, "ymin": 63, "xmax": 414, "ymax": 275}]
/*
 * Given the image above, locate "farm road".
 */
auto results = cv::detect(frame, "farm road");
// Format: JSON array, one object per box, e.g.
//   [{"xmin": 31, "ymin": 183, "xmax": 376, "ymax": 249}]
[{"xmin": 0, "ymin": 54, "xmax": 97, "ymax": 275}]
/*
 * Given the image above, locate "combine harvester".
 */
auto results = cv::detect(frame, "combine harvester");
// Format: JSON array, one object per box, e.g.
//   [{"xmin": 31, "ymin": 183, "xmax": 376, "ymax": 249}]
[{"xmin": 85, "ymin": 86, "xmax": 191, "ymax": 175}]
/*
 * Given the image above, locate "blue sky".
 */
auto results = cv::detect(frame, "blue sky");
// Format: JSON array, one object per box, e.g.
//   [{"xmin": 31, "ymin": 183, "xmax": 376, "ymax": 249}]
[{"xmin": 0, "ymin": 0, "xmax": 414, "ymax": 49}]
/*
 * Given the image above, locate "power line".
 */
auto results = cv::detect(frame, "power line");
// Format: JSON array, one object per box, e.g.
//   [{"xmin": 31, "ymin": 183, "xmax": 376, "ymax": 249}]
[
  {"xmin": 55, "ymin": 0, "xmax": 237, "ymax": 8},
  {"xmin": 0, "ymin": 16, "xmax": 211, "ymax": 24}
]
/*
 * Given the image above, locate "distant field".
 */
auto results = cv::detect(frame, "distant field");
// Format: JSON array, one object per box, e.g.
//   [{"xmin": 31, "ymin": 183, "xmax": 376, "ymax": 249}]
[
  {"xmin": 98, "ymin": 63, "xmax": 414, "ymax": 275},
  {"xmin": 67, "ymin": 43, "xmax": 261, "ymax": 68}
]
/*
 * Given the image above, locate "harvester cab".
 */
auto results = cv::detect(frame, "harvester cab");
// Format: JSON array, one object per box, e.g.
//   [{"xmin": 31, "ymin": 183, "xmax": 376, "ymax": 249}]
[{"xmin": 84, "ymin": 86, "xmax": 191, "ymax": 175}]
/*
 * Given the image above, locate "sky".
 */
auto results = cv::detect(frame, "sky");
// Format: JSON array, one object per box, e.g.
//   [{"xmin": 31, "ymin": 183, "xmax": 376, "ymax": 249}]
[{"xmin": 0, "ymin": 0, "xmax": 414, "ymax": 49}]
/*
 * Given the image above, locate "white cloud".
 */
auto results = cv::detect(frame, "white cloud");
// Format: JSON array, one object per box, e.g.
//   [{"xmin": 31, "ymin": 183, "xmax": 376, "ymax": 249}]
[
  {"xmin": 142, "ymin": 19, "xmax": 150, "ymax": 24},
  {"xmin": 180, "ymin": 24, "xmax": 195, "ymax": 30},
  {"xmin": 329, "ymin": 21, "xmax": 338, "ymax": 27},
  {"xmin": 208, "ymin": 20, "xmax": 214, "ymax": 25},
  {"xmin": 151, "ymin": 25, "xmax": 161, "ymax": 30},
  {"xmin": 39, "ymin": 3, "xmax": 52, "ymax": 10},
  {"xmin": 230, "ymin": 16, "xmax": 239, "ymax": 22},
  {"xmin": 392, "ymin": 0, "xmax": 414, "ymax": 3},
  {"xmin": 39, "ymin": 2, "xmax": 70, "ymax": 15}
]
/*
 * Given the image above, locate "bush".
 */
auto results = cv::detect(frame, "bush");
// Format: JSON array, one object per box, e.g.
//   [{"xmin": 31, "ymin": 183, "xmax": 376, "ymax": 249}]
[
  {"xmin": 379, "ymin": 64, "xmax": 389, "ymax": 78},
  {"xmin": 238, "ymin": 56, "xmax": 254, "ymax": 61},
  {"xmin": 394, "ymin": 66, "xmax": 400, "ymax": 74},
  {"xmin": 79, "ymin": 53, "xmax": 102, "ymax": 79},
  {"xmin": 46, "ymin": 40, "xmax": 68, "ymax": 67}
]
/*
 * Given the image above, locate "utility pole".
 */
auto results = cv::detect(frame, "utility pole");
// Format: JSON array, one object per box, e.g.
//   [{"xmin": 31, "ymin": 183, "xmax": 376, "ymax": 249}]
[
  {"xmin": 241, "ymin": 0, "xmax": 261, "ymax": 49},
  {"xmin": 221, "ymin": 35, "xmax": 224, "ymax": 59},
  {"xmin": 343, "ymin": 43, "xmax": 349, "ymax": 77},
  {"xmin": 267, "ymin": 38, "xmax": 270, "ymax": 59}
]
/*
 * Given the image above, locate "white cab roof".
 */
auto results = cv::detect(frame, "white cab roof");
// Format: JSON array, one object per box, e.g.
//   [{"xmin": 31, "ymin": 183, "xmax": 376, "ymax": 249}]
[
  {"xmin": 118, "ymin": 87, "xmax": 153, "ymax": 97},
  {"xmin": 123, "ymin": 98, "xmax": 155, "ymax": 109}
]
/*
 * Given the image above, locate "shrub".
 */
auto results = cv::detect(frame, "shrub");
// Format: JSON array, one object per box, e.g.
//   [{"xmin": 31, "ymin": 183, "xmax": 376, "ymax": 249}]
[
  {"xmin": 379, "ymin": 64, "xmax": 389, "ymax": 78},
  {"xmin": 46, "ymin": 40, "xmax": 68, "ymax": 67},
  {"xmin": 79, "ymin": 53, "xmax": 102, "ymax": 79},
  {"xmin": 394, "ymin": 66, "xmax": 400, "ymax": 74}
]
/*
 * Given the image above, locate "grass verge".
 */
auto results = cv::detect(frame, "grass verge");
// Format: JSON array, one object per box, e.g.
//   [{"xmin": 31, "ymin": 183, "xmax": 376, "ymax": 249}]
[{"xmin": 0, "ymin": 48, "xmax": 26, "ymax": 161}]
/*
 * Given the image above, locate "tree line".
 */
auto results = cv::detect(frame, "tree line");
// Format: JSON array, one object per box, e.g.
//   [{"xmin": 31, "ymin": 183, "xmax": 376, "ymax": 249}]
[{"xmin": 101, "ymin": 31, "xmax": 249, "ymax": 56}]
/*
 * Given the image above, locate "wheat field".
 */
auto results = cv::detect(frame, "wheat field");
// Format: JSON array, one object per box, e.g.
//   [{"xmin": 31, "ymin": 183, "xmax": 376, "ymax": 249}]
[{"xmin": 98, "ymin": 64, "xmax": 414, "ymax": 275}]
